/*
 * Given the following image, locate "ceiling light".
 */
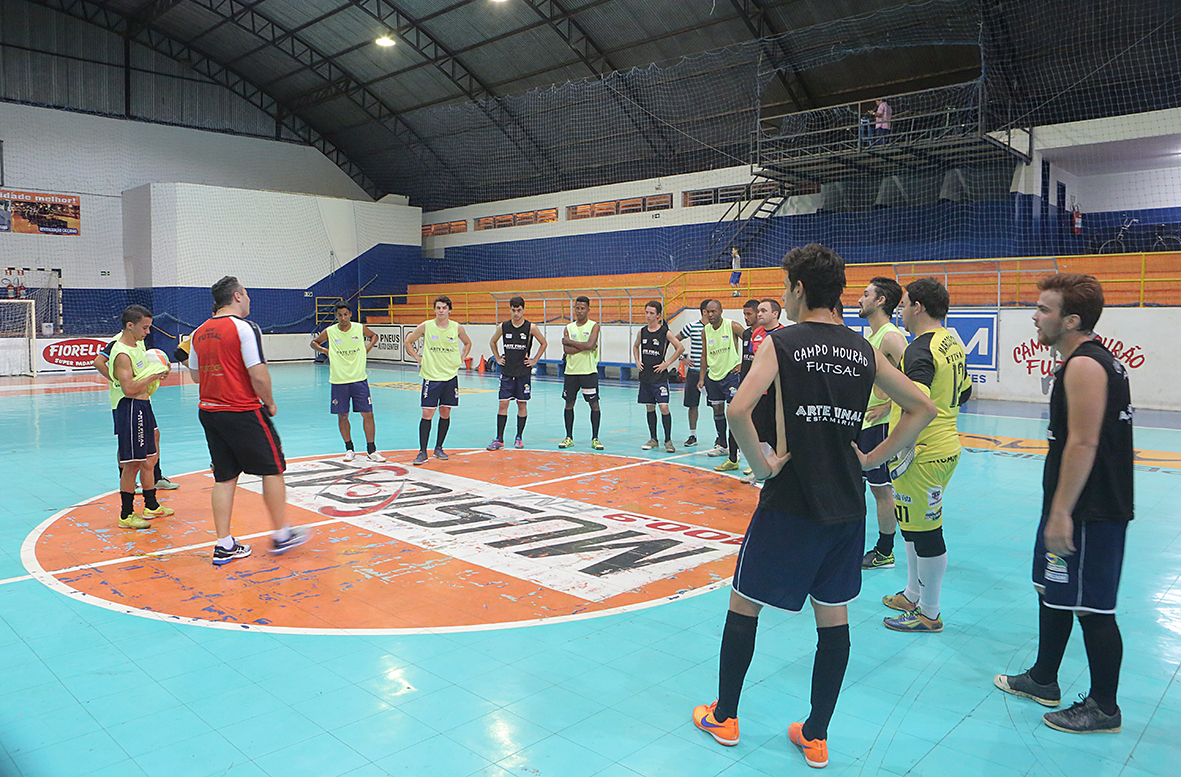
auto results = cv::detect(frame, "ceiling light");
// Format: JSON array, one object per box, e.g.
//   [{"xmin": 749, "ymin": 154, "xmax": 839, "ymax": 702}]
[{"xmin": 375, "ymin": 36, "xmax": 395, "ymax": 47}]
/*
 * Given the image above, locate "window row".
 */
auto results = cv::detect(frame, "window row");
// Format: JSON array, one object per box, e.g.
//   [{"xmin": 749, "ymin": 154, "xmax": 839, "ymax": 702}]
[{"xmin": 422, "ymin": 184, "xmax": 794, "ymax": 235}]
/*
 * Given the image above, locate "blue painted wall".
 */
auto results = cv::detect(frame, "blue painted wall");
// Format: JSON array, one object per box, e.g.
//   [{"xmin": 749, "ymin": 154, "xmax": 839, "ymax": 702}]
[{"xmin": 64, "ymin": 243, "xmax": 420, "ymax": 338}]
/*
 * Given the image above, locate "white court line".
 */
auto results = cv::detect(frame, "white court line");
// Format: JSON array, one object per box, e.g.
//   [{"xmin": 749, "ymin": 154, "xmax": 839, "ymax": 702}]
[
  {"xmin": 0, "ymin": 382, "xmax": 107, "ymax": 392},
  {"xmin": 6, "ymin": 450, "xmax": 719, "ymax": 587},
  {"xmin": 520, "ymin": 451, "xmax": 701, "ymax": 488}
]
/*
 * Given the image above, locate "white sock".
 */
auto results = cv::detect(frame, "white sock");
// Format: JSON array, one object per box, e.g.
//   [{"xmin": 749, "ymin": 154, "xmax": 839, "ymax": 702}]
[
  {"xmin": 217, "ymin": 536, "xmax": 235, "ymax": 550},
  {"xmin": 916, "ymin": 553, "xmax": 948, "ymax": 619},
  {"xmin": 689, "ymin": 426, "xmax": 696, "ymax": 434},
  {"xmin": 273, "ymin": 526, "xmax": 292, "ymax": 543},
  {"xmin": 903, "ymin": 540, "xmax": 919, "ymax": 604}
]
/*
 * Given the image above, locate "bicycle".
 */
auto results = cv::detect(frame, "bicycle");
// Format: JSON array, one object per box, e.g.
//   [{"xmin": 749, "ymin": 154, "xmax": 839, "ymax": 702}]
[
  {"xmin": 1150, "ymin": 224, "xmax": 1181, "ymax": 253},
  {"xmin": 1099, "ymin": 217, "xmax": 1138, "ymax": 254}
]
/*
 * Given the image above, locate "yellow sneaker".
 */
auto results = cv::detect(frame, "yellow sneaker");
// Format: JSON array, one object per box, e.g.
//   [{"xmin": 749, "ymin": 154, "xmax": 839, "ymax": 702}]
[
  {"xmin": 714, "ymin": 459, "xmax": 740, "ymax": 472},
  {"xmin": 788, "ymin": 722, "xmax": 828, "ymax": 768},
  {"xmin": 882, "ymin": 590, "xmax": 917, "ymax": 612},
  {"xmin": 142, "ymin": 505, "xmax": 174, "ymax": 519},
  {"xmin": 692, "ymin": 701, "xmax": 739, "ymax": 746},
  {"xmin": 119, "ymin": 515, "xmax": 152, "ymax": 529}
]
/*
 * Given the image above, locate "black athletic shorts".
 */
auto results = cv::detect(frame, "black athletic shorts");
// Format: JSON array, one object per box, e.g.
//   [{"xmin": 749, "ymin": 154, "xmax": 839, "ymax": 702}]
[
  {"xmin": 563, "ymin": 373, "xmax": 599, "ymax": 403},
  {"xmin": 199, "ymin": 407, "xmax": 286, "ymax": 482},
  {"xmin": 683, "ymin": 370, "xmax": 702, "ymax": 407}
]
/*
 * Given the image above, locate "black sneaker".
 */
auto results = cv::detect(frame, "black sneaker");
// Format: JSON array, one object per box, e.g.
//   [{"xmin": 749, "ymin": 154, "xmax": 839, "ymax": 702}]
[
  {"xmin": 993, "ymin": 670, "xmax": 1061, "ymax": 707},
  {"xmin": 684, "ymin": 435, "xmax": 697, "ymax": 447},
  {"xmin": 1042, "ymin": 695, "xmax": 1121, "ymax": 733},
  {"xmin": 433, "ymin": 447, "xmax": 449, "ymax": 461},
  {"xmin": 862, "ymin": 549, "xmax": 896, "ymax": 570},
  {"xmin": 412, "ymin": 451, "xmax": 428, "ymax": 465},
  {"xmin": 271, "ymin": 526, "xmax": 312, "ymax": 556},
  {"xmin": 212, "ymin": 539, "xmax": 252, "ymax": 566}
]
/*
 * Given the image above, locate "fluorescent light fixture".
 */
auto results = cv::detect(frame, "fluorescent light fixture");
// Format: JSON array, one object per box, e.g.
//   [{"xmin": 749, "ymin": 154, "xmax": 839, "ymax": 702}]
[{"xmin": 375, "ymin": 36, "xmax": 395, "ymax": 47}]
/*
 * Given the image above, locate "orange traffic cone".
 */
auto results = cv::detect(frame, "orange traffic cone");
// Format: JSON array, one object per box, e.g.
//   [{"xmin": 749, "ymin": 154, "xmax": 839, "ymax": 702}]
[{"xmin": 477, "ymin": 355, "xmax": 486, "ymax": 373}]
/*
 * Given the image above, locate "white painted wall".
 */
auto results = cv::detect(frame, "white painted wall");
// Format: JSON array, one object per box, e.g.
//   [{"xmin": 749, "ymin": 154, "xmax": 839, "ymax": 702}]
[
  {"xmin": 125, "ymin": 183, "xmax": 421, "ymax": 290},
  {"xmin": 421, "ymin": 165, "xmax": 759, "ymax": 255},
  {"xmin": 0, "ymin": 101, "xmax": 372, "ymax": 291}
]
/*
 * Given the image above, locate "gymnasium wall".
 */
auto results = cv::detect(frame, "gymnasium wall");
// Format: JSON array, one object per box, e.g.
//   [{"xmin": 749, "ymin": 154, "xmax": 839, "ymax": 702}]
[
  {"xmin": 123, "ymin": 182, "xmax": 421, "ymax": 338},
  {"xmin": 0, "ymin": 101, "xmax": 375, "ymax": 333}
]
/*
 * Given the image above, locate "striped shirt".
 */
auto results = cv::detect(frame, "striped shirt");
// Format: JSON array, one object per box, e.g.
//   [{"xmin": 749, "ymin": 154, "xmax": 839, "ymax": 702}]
[{"xmin": 678, "ymin": 319, "xmax": 705, "ymax": 371}]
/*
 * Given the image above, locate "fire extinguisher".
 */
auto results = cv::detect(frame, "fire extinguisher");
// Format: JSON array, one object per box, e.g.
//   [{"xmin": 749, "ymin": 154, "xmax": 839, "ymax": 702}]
[
  {"xmin": 16, "ymin": 282, "xmax": 26, "ymax": 299},
  {"xmin": 1072, "ymin": 206, "xmax": 1083, "ymax": 235},
  {"xmin": 4, "ymin": 280, "xmax": 14, "ymax": 299}
]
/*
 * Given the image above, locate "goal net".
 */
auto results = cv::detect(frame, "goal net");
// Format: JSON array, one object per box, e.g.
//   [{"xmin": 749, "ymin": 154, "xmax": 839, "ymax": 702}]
[{"xmin": 0, "ymin": 299, "xmax": 36, "ymax": 377}]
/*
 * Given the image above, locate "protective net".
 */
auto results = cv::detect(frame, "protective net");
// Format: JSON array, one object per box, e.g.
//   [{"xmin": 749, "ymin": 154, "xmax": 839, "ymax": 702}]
[
  {"xmin": 408, "ymin": 0, "xmax": 1181, "ymax": 297},
  {"xmin": 0, "ymin": 299, "xmax": 36, "ymax": 376}
]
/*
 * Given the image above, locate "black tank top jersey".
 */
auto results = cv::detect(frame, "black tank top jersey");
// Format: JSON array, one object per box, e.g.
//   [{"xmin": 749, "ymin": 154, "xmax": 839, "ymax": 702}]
[
  {"xmin": 1042, "ymin": 339, "xmax": 1134, "ymax": 522},
  {"xmin": 638, "ymin": 323, "xmax": 670, "ymax": 383},
  {"xmin": 500, "ymin": 319, "xmax": 534, "ymax": 377},
  {"xmin": 759, "ymin": 322, "xmax": 877, "ymax": 525},
  {"xmin": 740, "ymin": 326, "xmax": 756, "ymax": 377}
]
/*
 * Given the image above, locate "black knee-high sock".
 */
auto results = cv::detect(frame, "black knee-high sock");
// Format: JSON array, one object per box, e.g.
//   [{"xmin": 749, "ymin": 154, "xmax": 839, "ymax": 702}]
[
  {"xmin": 496, "ymin": 413, "xmax": 508, "ymax": 441},
  {"xmin": 436, "ymin": 417, "xmax": 450, "ymax": 448},
  {"xmin": 1080, "ymin": 614, "xmax": 1122, "ymax": 715},
  {"xmin": 143, "ymin": 489, "xmax": 159, "ymax": 511},
  {"xmin": 591, "ymin": 409, "xmax": 601, "ymax": 438},
  {"xmin": 661, "ymin": 411, "xmax": 672, "ymax": 442},
  {"xmin": 646, "ymin": 410, "xmax": 658, "ymax": 440},
  {"xmin": 728, "ymin": 433, "xmax": 738, "ymax": 462},
  {"xmin": 418, "ymin": 418, "xmax": 431, "ymax": 452},
  {"xmin": 517, "ymin": 414, "xmax": 527, "ymax": 437},
  {"xmin": 802, "ymin": 624, "xmax": 851, "ymax": 742},
  {"xmin": 154, "ymin": 460, "xmax": 163, "ymax": 482},
  {"xmin": 1029, "ymin": 598, "xmax": 1074, "ymax": 685},
  {"xmin": 120, "ymin": 491, "xmax": 135, "ymax": 519},
  {"xmin": 565, "ymin": 407, "xmax": 575, "ymax": 437},
  {"xmin": 714, "ymin": 414, "xmax": 727, "ymax": 446},
  {"xmin": 875, "ymin": 531, "xmax": 895, "ymax": 555},
  {"xmin": 715, "ymin": 611, "xmax": 758, "ymax": 721}
]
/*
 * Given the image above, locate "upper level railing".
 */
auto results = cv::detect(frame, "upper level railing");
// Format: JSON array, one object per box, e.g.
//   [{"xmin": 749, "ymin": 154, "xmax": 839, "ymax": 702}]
[{"xmin": 757, "ymin": 80, "xmax": 1016, "ymax": 164}]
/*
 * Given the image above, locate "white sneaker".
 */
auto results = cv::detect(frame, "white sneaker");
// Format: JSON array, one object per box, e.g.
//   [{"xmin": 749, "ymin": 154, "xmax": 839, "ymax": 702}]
[
  {"xmin": 705, "ymin": 444, "xmax": 728, "ymax": 457},
  {"xmin": 344, "ymin": 450, "xmax": 356, "ymax": 462},
  {"xmin": 367, "ymin": 451, "xmax": 387, "ymax": 462}
]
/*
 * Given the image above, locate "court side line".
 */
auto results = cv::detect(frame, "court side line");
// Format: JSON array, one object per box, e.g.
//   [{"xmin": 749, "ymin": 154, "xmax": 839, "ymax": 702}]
[
  {"xmin": 0, "ymin": 516, "xmax": 350, "ymax": 588},
  {"xmin": 519, "ymin": 451, "xmax": 702, "ymax": 488}
]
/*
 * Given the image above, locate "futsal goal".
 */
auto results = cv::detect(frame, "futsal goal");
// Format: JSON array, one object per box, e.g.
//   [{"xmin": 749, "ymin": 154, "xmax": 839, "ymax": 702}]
[{"xmin": 0, "ymin": 299, "xmax": 36, "ymax": 377}]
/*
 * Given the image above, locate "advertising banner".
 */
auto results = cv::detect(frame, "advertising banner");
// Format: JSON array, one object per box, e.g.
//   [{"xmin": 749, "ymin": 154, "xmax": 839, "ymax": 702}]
[
  {"xmin": 843, "ymin": 308, "xmax": 999, "ymax": 388},
  {"xmin": 36, "ymin": 337, "xmax": 108, "ymax": 372},
  {"xmin": 369, "ymin": 325, "xmax": 404, "ymax": 362},
  {"xmin": 0, "ymin": 190, "xmax": 81, "ymax": 235},
  {"xmin": 998, "ymin": 307, "xmax": 1171, "ymax": 409}
]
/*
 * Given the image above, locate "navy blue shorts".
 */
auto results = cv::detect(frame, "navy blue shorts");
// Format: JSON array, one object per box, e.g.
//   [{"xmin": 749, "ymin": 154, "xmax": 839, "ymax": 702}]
[
  {"xmin": 498, "ymin": 374, "xmax": 532, "ymax": 401},
  {"xmin": 1033, "ymin": 516, "xmax": 1126, "ymax": 614},
  {"xmin": 733, "ymin": 506, "xmax": 863, "ymax": 611},
  {"xmin": 730, "ymin": 271, "xmax": 742, "ymax": 285},
  {"xmin": 114, "ymin": 398, "xmax": 157, "ymax": 463},
  {"xmin": 421, "ymin": 377, "xmax": 459, "ymax": 408},
  {"xmin": 858, "ymin": 423, "xmax": 891, "ymax": 487},
  {"xmin": 638, "ymin": 381, "xmax": 670, "ymax": 406},
  {"xmin": 563, "ymin": 373, "xmax": 599, "ymax": 403},
  {"xmin": 683, "ymin": 370, "xmax": 702, "ymax": 407},
  {"xmin": 331, "ymin": 380, "xmax": 373, "ymax": 414},
  {"xmin": 705, "ymin": 372, "xmax": 740, "ymax": 405}
]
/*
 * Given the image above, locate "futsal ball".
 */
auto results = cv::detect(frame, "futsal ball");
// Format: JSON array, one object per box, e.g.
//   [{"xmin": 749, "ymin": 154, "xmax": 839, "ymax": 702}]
[{"xmin": 134, "ymin": 348, "xmax": 170, "ymax": 395}]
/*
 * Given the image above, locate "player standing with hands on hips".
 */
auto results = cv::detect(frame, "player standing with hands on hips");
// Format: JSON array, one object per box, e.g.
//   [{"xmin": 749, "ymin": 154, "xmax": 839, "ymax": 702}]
[
  {"xmin": 487, "ymin": 296, "xmax": 547, "ymax": 450},
  {"xmin": 311, "ymin": 302, "xmax": 385, "ymax": 462}
]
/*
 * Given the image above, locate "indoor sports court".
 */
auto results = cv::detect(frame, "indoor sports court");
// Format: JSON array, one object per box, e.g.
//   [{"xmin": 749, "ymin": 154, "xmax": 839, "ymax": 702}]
[{"xmin": 2, "ymin": 1, "xmax": 1181, "ymax": 776}]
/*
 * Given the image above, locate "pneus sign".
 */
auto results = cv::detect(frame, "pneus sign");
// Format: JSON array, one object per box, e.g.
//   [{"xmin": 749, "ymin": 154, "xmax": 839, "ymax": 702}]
[{"xmin": 368, "ymin": 325, "xmax": 405, "ymax": 362}]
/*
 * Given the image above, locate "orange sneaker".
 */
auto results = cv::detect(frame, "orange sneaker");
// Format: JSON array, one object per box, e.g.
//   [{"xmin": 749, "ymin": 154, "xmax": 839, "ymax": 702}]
[
  {"xmin": 788, "ymin": 722, "xmax": 828, "ymax": 768},
  {"xmin": 882, "ymin": 590, "xmax": 916, "ymax": 612},
  {"xmin": 692, "ymin": 701, "xmax": 739, "ymax": 746}
]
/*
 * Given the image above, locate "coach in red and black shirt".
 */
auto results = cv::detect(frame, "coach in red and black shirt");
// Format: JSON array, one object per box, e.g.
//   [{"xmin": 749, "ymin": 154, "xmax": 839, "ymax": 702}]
[{"xmin": 189, "ymin": 276, "xmax": 311, "ymax": 566}]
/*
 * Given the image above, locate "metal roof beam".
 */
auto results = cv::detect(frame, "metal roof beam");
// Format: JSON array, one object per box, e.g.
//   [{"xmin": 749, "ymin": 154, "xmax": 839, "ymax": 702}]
[
  {"xmin": 185, "ymin": 0, "xmax": 465, "ymax": 193},
  {"xmin": 349, "ymin": 0, "xmax": 566, "ymax": 182},
  {"xmin": 26, "ymin": 0, "xmax": 382, "ymax": 199},
  {"xmin": 727, "ymin": 0, "xmax": 813, "ymax": 112}
]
